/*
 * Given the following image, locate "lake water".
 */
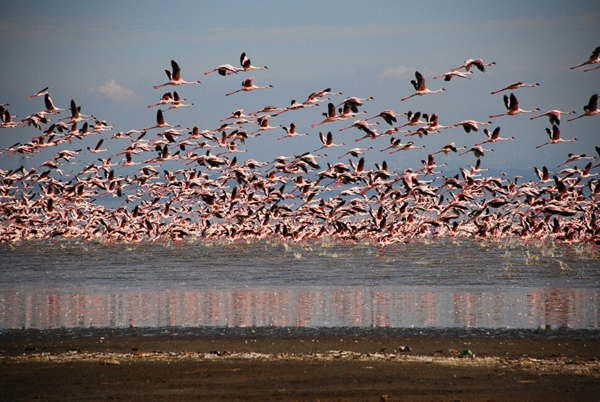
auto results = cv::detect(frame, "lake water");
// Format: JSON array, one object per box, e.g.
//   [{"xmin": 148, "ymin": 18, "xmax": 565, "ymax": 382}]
[{"xmin": 0, "ymin": 238, "xmax": 598, "ymax": 335}]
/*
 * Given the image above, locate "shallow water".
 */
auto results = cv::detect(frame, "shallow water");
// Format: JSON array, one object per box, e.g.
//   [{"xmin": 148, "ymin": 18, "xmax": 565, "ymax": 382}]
[{"xmin": 0, "ymin": 238, "xmax": 598, "ymax": 332}]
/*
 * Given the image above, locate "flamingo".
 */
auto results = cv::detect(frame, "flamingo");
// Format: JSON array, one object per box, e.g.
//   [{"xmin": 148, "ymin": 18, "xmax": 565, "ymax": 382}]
[
  {"xmin": 490, "ymin": 82, "xmax": 540, "ymax": 95},
  {"xmin": 44, "ymin": 94, "xmax": 66, "ymax": 114},
  {"xmin": 389, "ymin": 140, "xmax": 425, "ymax": 154},
  {"xmin": 401, "ymin": 71, "xmax": 445, "ymax": 102},
  {"xmin": 459, "ymin": 145, "xmax": 494, "ymax": 158},
  {"xmin": 153, "ymin": 60, "xmax": 201, "ymax": 90},
  {"xmin": 337, "ymin": 146, "xmax": 373, "ymax": 159},
  {"xmin": 163, "ymin": 92, "xmax": 194, "ymax": 111},
  {"xmin": 451, "ymin": 58, "xmax": 497, "ymax": 73},
  {"xmin": 314, "ymin": 131, "xmax": 345, "ymax": 152},
  {"xmin": 204, "ymin": 64, "xmax": 242, "ymax": 76},
  {"xmin": 433, "ymin": 70, "xmax": 473, "ymax": 81},
  {"xmin": 474, "ymin": 126, "xmax": 515, "ymax": 146},
  {"xmin": 432, "ymin": 142, "xmax": 467, "ymax": 156},
  {"xmin": 144, "ymin": 109, "xmax": 181, "ymax": 131},
  {"xmin": 570, "ymin": 46, "xmax": 600, "ymax": 71},
  {"xmin": 536, "ymin": 125, "xmax": 577, "ymax": 148},
  {"xmin": 451, "ymin": 120, "xmax": 492, "ymax": 133},
  {"xmin": 489, "ymin": 93, "xmax": 540, "ymax": 118},
  {"xmin": 60, "ymin": 99, "xmax": 92, "ymax": 123},
  {"xmin": 311, "ymin": 102, "xmax": 344, "ymax": 128},
  {"xmin": 148, "ymin": 92, "xmax": 175, "ymax": 108},
  {"xmin": 225, "ymin": 77, "xmax": 272, "ymax": 96},
  {"xmin": 364, "ymin": 110, "xmax": 405, "ymax": 125},
  {"xmin": 336, "ymin": 96, "xmax": 374, "ymax": 112},
  {"xmin": 339, "ymin": 119, "xmax": 379, "ymax": 132},
  {"xmin": 394, "ymin": 111, "xmax": 426, "ymax": 130},
  {"xmin": 277, "ymin": 123, "xmax": 308, "ymax": 140},
  {"xmin": 240, "ymin": 52, "xmax": 268, "ymax": 72},
  {"xmin": 86, "ymin": 139, "xmax": 108, "ymax": 154},
  {"xmin": 250, "ymin": 115, "xmax": 281, "ymax": 135},
  {"xmin": 26, "ymin": 87, "xmax": 49, "ymax": 99},
  {"xmin": 529, "ymin": 109, "xmax": 576, "ymax": 126},
  {"xmin": 567, "ymin": 94, "xmax": 599, "ymax": 121}
]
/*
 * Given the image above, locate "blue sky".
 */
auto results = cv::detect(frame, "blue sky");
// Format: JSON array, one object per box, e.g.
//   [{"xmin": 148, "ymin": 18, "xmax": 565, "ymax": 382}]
[{"xmin": 1, "ymin": 1, "xmax": 598, "ymax": 179}]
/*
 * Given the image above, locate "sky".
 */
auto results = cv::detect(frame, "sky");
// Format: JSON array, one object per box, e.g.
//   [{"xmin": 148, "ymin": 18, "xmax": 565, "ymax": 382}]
[{"xmin": 0, "ymin": 0, "xmax": 598, "ymax": 180}]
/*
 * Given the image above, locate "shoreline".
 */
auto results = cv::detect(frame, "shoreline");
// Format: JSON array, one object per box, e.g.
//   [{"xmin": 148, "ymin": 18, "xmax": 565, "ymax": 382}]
[{"xmin": 2, "ymin": 329, "xmax": 599, "ymax": 401}]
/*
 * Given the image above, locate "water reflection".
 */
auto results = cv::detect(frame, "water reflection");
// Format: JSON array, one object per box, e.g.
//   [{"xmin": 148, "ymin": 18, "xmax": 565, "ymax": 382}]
[{"xmin": 1, "ymin": 287, "xmax": 597, "ymax": 330}]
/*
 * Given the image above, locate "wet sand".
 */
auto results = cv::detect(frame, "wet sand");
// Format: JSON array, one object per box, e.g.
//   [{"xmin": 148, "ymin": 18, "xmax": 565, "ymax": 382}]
[{"xmin": 2, "ymin": 331, "xmax": 599, "ymax": 401}]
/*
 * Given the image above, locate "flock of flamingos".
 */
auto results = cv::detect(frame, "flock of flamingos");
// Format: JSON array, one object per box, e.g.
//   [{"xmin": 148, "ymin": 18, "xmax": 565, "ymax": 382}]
[{"xmin": 0, "ymin": 48, "xmax": 599, "ymax": 247}]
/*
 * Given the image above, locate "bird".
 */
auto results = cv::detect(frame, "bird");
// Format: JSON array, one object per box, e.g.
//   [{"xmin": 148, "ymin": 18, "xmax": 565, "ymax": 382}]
[
  {"xmin": 277, "ymin": 123, "xmax": 308, "ymax": 140},
  {"xmin": 338, "ymin": 119, "xmax": 379, "ymax": 132},
  {"xmin": 401, "ymin": 71, "xmax": 445, "ymax": 102},
  {"xmin": 163, "ymin": 92, "xmax": 194, "ymax": 111},
  {"xmin": 451, "ymin": 120, "xmax": 492, "ymax": 133},
  {"xmin": 240, "ymin": 52, "xmax": 268, "ymax": 72},
  {"xmin": 225, "ymin": 78, "xmax": 272, "ymax": 96},
  {"xmin": 489, "ymin": 93, "xmax": 540, "ymax": 118},
  {"xmin": 314, "ymin": 131, "xmax": 345, "ymax": 152},
  {"xmin": 529, "ymin": 109, "xmax": 576, "ymax": 125},
  {"xmin": 450, "ymin": 58, "xmax": 496, "ymax": 73},
  {"xmin": 26, "ymin": 87, "xmax": 49, "ymax": 99},
  {"xmin": 204, "ymin": 64, "xmax": 243, "ymax": 76},
  {"xmin": 153, "ymin": 60, "xmax": 201, "ymax": 90},
  {"xmin": 250, "ymin": 115, "xmax": 282, "ymax": 135},
  {"xmin": 86, "ymin": 139, "xmax": 108, "ymax": 154},
  {"xmin": 311, "ymin": 103, "xmax": 344, "ymax": 128},
  {"xmin": 44, "ymin": 94, "xmax": 66, "ymax": 114},
  {"xmin": 490, "ymin": 82, "xmax": 540, "ymax": 95},
  {"xmin": 432, "ymin": 142, "xmax": 466, "ymax": 156},
  {"xmin": 364, "ymin": 110, "xmax": 404, "ymax": 125},
  {"xmin": 433, "ymin": 70, "xmax": 473, "ymax": 81},
  {"xmin": 570, "ymin": 46, "xmax": 600, "ymax": 71},
  {"xmin": 567, "ymin": 94, "xmax": 599, "ymax": 121},
  {"xmin": 474, "ymin": 126, "xmax": 515, "ymax": 146},
  {"xmin": 148, "ymin": 92, "xmax": 175, "ymax": 108},
  {"xmin": 459, "ymin": 145, "xmax": 494, "ymax": 158},
  {"xmin": 144, "ymin": 109, "xmax": 181, "ymax": 131},
  {"xmin": 536, "ymin": 124, "xmax": 577, "ymax": 148}
]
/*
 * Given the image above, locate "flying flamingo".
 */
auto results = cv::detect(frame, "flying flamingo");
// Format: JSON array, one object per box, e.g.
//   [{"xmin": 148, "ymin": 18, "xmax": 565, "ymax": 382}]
[
  {"xmin": 27, "ymin": 87, "xmax": 49, "ymax": 99},
  {"xmin": 240, "ymin": 52, "xmax": 268, "ymax": 72},
  {"xmin": 148, "ymin": 92, "xmax": 175, "ymax": 108},
  {"xmin": 314, "ymin": 131, "xmax": 345, "ymax": 152},
  {"xmin": 433, "ymin": 70, "xmax": 473, "ymax": 81},
  {"xmin": 536, "ymin": 125, "xmax": 577, "ymax": 148},
  {"xmin": 311, "ymin": 102, "xmax": 344, "ymax": 128},
  {"xmin": 204, "ymin": 64, "xmax": 242, "ymax": 76},
  {"xmin": 339, "ymin": 119, "xmax": 379, "ymax": 132},
  {"xmin": 44, "ymin": 94, "xmax": 66, "ymax": 114},
  {"xmin": 337, "ymin": 146, "xmax": 373, "ymax": 159},
  {"xmin": 401, "ymin": 71, "xmax": 445, "ymax": 102},
  {"xmin": 489, "ymin": 93, "xmax": 540, "ymax": 118},
  {"xmin": 225, "ymin": 77, "xmax": 273, "ymax": 96},
  {"xmin": 529, "ymin": 109, "xmax": 576, "ymax": 125},
  {"xmin": 450, "ymin": 58, "xmax": 496, "ymax": 73},
  {"xmin": 277, "ymin": 123, "xmax": 308, "ymax": 140},
  {"xmin": 153, "ymin": 60, "xmax": 201, "ymax": 90},
  {"xmin": 432, "ymin": 142, "xmax": 467, "ymax": 156},
  {"xmin": 570, "ymin": 46, "xmax": 600, "ymax": 71},
  {"xmin": 474, "ymin": 126, "xmax": 515, "ymax": 146},
  {"xmin": 451, "ymin": 120, "xmax": 492, "ymax": 133},
  {"xmin": 250, "ymin": 115, "xmax": 282, "ymax": 135},
  {"xmin": 490, "ymin": 82, "xmax": 540, "ymax": 95},
  {"xmin": 364, "ymin": 110, "xmax": 405, "ymax": 125},
  {"xmin": 459, "ymin": 145, "xmax": 494, "ymax": 158},
  {"xmin": 567, "ymin": 94, "xmax": 598, "ymax": 121},
  {"xmin": 144, "ymin": 109, "xmax": 181, "ymax": 131}
]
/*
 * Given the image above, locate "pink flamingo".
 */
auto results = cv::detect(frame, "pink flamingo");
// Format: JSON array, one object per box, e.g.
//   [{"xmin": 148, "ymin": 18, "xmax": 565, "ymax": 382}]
[
  {"xmin": 491, "ymin": 82, "xmax": 540, "ymax": 95},
  {"xmin": 530, "ymin": 109, "xmax": 576, "ymax": 125},
  {"xmin": 489, "ymin": 93, "xmax": 540, "ymax": 118},
  {"xmin": 536, "ymin": 125, "xmax": 577, "ymax": 148},
  {"xmin": 567, "ymin": 94, "xmax": 599, "ymax": 121},
  {"xmin": 570, "ymin": 46, "xmax": 600, "ymax": 71},
  {"xmin": 153, "ymin": 60, "xmax": 201, "ymax": 90},
  {"xmin": 225, "ymin": 77, "xmax": 272, "ymax": 96},
  {"xmin": 401, "ymin": 71, "xmax": 445, "ymax": 102}
]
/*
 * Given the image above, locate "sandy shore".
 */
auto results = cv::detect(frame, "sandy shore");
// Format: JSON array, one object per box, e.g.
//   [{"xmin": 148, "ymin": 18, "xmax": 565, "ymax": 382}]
[{"xmin": 1, "ymin": 330, "xmax": 599, "ymax": 401}]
